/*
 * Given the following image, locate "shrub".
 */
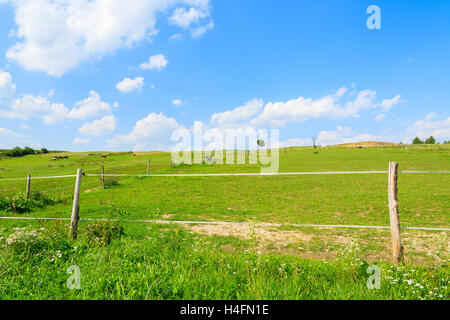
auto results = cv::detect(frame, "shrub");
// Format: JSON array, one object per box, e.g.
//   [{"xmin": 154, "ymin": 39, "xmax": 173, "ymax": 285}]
[
  {"xmin": 4, "ymin": 146, "xmax": 37, "ymax": 157},
  {"xmin": 29, "ymin": 191, "xmax": 58, "ymax": 208},
  {"xmin": 101, "ymin": 176, "xmax": 119, "ymax": 187},
  {"xmin": 84, "ymin": 220, "xmax": 124, "ymax": 246},
  {"xmin": 0, "ymin": 192, "xmax": 58, "ymax": 213}
]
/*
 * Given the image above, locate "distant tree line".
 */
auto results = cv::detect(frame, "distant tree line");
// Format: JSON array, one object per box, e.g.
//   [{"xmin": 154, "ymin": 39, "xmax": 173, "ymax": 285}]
[
  {"xmin": 412, "ymin": 136, "xmax": 437, "ymax": 145},
  {"xmin": 1, "ymin": 146, "xmax": 49, "ymax": 157}
]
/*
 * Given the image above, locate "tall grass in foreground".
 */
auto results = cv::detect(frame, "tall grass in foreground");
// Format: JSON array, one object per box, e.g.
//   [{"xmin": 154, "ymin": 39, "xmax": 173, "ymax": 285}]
[{"xmin": 0, "ymin": 222, "xmax": 447, "ymax": 300}]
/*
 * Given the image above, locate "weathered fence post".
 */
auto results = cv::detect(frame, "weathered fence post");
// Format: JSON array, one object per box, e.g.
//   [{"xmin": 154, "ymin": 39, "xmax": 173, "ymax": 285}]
[
  {"xmin": 388, "ymin": 162, "xmax": 403, "ymax": 263},
  {"xmin": 70, "ymin": 169, "xmax": 82, "ymax": 240},
  {"xmin": 147, "ymin": 158, "xmax": 150, "ymax": 176},
  {"xmin": 26, "ymin": 174, "xmax": 31, "ymax": 199},
  {"xmin": 101, "ymin": 165, "xmax": 105, "ymax": 189}
]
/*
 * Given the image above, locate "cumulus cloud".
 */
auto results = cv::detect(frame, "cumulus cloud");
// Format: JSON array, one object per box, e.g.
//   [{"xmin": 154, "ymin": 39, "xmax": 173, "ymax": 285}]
[
  {"xmin": 68, "ymin": 91, "xmax": 112, "ymax": 119},
  {"xmin": 1, "ymin": 94, "xmax": 70, "ymax": 124},
  {"xmin": 210, "ymin": 98, "xmax": 264, "ymax": 129},
  {"xmin": 140, "ymin": 54, "xmax": 169, "ymax": 71},
  {"xmin": 168, "ymin": 3, "xmax": 213, "ymax": 38},
  {"xmin": 317, "ymin": 126, "xmax": 378, "ymax": 146},
  {"xmin": 0, "ymin": 72, "xmax": 113, "ymax": 124},
  {"xmin": 79, "ymin": 115, "xmax": 117, "ymax": 137},
  {"xmin": 206, "ymin": 88, "xmax": 403, "ymax": 129},
  {"xmin": 1, "ymin": 0, "xmax": 213, "ymax": 76},
  {"xmin": 0, "ymin": 70, "xmax": 16, "ymax": 105},
  {"xmin": 73, "ymin": 137, "xmax": 91, "ymax": 145},
  {"xmin": 407, "ymin": 113, "xmax": 450, "ymax": 141},
  {"xmin": 107, "ymin": 112, "xmax": 181, "ymax": 151},
  {"xmin": 169, "ymin": 7, "xmax": 207, "ymax": 28},
  {"xmin": 249, "ymin": 88, "xmax": 376, "ymax": 127},
  {"xmin": 116, "ymin": 77, "xmax": 145, "ymax": 93}
]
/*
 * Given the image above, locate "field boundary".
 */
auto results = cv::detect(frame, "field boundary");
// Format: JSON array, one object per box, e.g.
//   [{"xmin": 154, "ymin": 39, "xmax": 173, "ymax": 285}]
[{"xmin": 1, "ymin": 216, "xmax": 448, "ymax": 232}]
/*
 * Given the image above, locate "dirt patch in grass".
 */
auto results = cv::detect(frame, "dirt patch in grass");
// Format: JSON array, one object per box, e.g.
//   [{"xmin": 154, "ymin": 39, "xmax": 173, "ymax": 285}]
[
  {"xmin": 84, "ymin": 186, "xmax": 101, "ymax": 193},
  {"xmin": 401, "ymin": 231, "xmax": 449, "ymax": 264},
  {"xmin": 188, "ymin": 223, "xmax": 311, "ymax": 244},
  {"xmin": 187, "ymin": 223, "xmax": 449, "ymax": 265},
  {"xmin": 187, "ymin": 223, "xmax": 352, "ymax": 260}
]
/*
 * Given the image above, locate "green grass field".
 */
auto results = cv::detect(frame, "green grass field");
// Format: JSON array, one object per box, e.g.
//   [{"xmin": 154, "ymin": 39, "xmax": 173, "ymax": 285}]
[{"xmin": 0, "ymin": 145, "xmax": 448, "ymax": 299}]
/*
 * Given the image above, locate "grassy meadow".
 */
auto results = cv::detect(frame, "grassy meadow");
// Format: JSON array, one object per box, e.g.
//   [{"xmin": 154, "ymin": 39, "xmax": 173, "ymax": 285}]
[{"xmin": 0, "ymin": 145, "xmax": 448, "ymax": 299}]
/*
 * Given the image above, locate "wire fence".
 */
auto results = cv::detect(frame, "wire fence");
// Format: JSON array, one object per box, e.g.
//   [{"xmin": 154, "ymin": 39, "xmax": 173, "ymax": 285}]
[
  {"xmin": 1, "ymin": 170, "xmax": 448, "ymax": 181},
  {"xmin": 0, "ymin": 168, "xmax": 448, "ymax": 222}
]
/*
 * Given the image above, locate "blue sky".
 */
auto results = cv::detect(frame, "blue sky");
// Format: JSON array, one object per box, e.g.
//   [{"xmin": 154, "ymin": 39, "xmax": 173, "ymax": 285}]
[{"xmin": 0, "ymin": 0, "xmax": 449, "ymax": 151}]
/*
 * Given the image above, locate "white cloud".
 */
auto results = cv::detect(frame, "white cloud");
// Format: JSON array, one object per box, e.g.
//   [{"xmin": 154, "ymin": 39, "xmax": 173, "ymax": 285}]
[
  {"xmin": 191, "ymin": 21, "xmax": 214, "ymax": 38},
  {"xmin": 210, "ymin": 98, "xmax": 264, "ymax": 129},
  {"xmin": 169, "ymin": 7, "xmax": 207, "ymax": 28},
  {"xmin": 116, "ymin": 77, "xmax": 145, "ymax": 93},
  {"xmin": 140, "ymin": 54, "xmax": 169, "ymax": 71},
  {"xmin": 0, "ymin": 127, "xmax": 28, "ymax": 139},
  {"xmin": 68, "ymin": 91, "xmax": 111, "ymax": 119},
  {"xmin": 279, "ymin": 138, "xmax": 310, "ymax": 148},
  {"xmin": 2, "ymin": 94, "xmax": 70, "ymax": 124},
  {"xmin": 107, "ymin": 112, "xmax": 181, "ymax": 150},
  {"xmin": 169, "ymin": 33, "xmax": 183, "ymax": 41},
  {"xmin": 206, "ymin": 87, "xmax": 403, "ymax": 129},
  {"xmin": 172, "ymin": 99, "xmax": 183, "ymax": 106},
  {"xmin": 407, "ymin": 113, "xmax": 450, "ymax": 141},
  {"xmin": 2, "ymin": 0, "xmax": 212, "ymax": 76},
  {"xmin": 317, "ymin": 126, "xmax": 378, "ymax": 146},
  {"xmin": 375, "ymin": 113, "xmax": 385, "ymax": 122},
  {"xmin": 73, "ymin": 137, "xmax": 91, "ymax": 145},
  {"xmin": 0, "ymin": 71, "xmax": 16, "ymax": 105},
  {"xmin": 168, "ymin": 3, "xmax": 213, "ymax": 38},
  {"xmin": 20, "ymin": 124, "xmax": 30, "ymax": 129},
  {"xmin": 0, "ymin": 72, "xmax": 112, "ymax": 123},
  {"xmin": 380, "ymin": 94, "xmax": 405, "ymax": 111},
  {"xmin": 249, "ymin": 88, "xmax": 378, "ymax": 127},
  {"xmin": 79, "ymin": 115, "xmax": 117, "ymax": 137}
]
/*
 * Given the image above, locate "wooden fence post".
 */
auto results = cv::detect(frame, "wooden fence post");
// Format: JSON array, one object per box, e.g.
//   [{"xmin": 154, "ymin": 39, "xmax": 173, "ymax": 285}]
[
  {"xmin": 388, "ymin": 162, "xmax": 403, "ymax": 263},
  {"xmin": 101, "ymin": 165, "xmax": 105, "ymax": 189},
  {"xmin": 147, "ymin": 158, "xmax": 150, "ymax": 176},
  {"xmin": 70, "ymin": 169, "xmax": 82, "ymax": 240},
  {"xmin": 26, "ymin": 174, "xmax": 31, "ymax": 199}
]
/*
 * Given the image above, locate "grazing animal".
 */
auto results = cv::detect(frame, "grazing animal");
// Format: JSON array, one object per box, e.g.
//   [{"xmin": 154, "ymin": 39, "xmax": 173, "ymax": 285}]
[{"xmin": 51, "ymin": 156, "xmax": 69, "ymax": 161}]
